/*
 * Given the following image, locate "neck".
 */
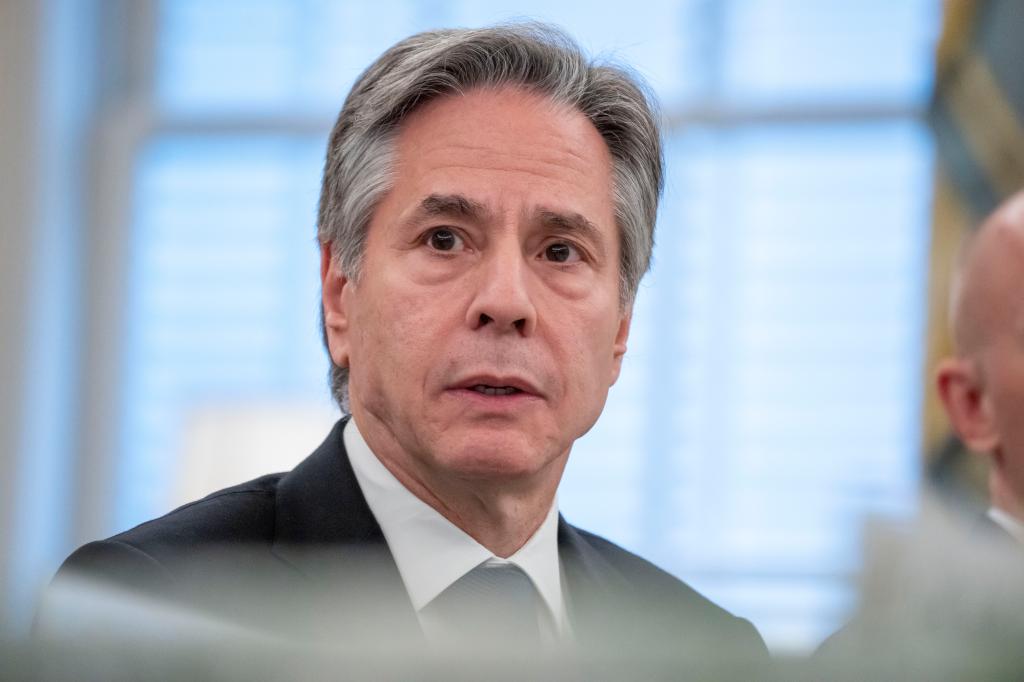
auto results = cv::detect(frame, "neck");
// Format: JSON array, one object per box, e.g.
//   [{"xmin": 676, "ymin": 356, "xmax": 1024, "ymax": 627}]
[
  {"xmin": 351, "ymin": 411, "xmax": 565, "ymax": 558},
  {"xmin": 429, "ymin": 485, "xmax": 556, "ymax": 558},
  {"xmin": 989, "ymin": 467, "xmax": 1024, "ymax": 525}
]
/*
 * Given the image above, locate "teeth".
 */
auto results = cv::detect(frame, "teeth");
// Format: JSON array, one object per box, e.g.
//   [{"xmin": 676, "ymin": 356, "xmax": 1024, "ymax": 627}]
[{"xmin": 471, "ymin": 385, "xmax": 519, "ymax": 396}]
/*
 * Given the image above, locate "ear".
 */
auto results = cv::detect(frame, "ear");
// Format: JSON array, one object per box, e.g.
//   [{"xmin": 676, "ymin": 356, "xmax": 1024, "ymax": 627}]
[
  {"xmin": 936, "ymin": 356, "xmax": 1000, "ymax": 453},
  {"xmin": 608, "ymin": 309, "xmax": 633, "ymax": 386},
  {"xmin": 320, "ymin": 242, "xmax": 352, "ymax": 369}
]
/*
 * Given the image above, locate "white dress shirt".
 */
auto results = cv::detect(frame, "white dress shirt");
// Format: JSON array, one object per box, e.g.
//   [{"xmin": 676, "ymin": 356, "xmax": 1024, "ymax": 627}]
[
  {"xmin": 343, "ymin": 417, "xmax": 568, "ymax": 642},
  {"xmin": 987, "ymin": 506, "xmax": 1024, "ymax": 545}
]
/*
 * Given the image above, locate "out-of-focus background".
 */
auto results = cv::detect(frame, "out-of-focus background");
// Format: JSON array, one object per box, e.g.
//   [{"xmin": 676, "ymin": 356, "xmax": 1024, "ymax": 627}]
[{"xmin": 2, "ymin": 0, "xmax": 1018, "ymax": 655}]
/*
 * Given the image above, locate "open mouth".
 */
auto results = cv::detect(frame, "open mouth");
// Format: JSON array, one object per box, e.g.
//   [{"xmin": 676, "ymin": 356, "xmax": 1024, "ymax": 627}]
[{"xmin": 469, "ymin": 385, "xmax": 522, "ymax": 396}]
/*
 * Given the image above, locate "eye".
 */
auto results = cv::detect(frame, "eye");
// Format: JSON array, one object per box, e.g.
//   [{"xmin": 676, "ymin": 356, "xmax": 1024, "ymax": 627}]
[
  {"xmin": 543, "ymin": 242, "xmax": 581, "ymax": 263},
  {"xmin": 425, "ymin": 228, "xmax": 463, "ymax": 252}
]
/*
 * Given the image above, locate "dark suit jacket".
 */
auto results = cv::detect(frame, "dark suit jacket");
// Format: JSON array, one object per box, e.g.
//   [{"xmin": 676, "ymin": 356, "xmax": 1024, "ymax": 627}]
[{"xmin": 52, "ymin": 419, "xmax": 767, "ymax": 669}]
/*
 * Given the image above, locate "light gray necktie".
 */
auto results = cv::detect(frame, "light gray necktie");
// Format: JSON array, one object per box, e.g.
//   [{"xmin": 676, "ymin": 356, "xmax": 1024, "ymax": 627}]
[{"xmin": 421, "ymin": 562, "xmax": 543, "ymax": 646}]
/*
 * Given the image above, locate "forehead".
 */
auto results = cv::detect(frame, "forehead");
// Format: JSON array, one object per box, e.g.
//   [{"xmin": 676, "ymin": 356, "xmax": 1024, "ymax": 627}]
[
  {"xmin": 387, "ymin": 87, "xmax": 616, "ymax": 225},
  {"xmin": 964, "ymin": 215, "xmax": 1024, "ymax": 342}
]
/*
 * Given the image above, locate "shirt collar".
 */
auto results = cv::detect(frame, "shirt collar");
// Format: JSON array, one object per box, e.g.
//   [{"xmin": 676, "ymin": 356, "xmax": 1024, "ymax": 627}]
[
  {"xmin": 344, "ymin": 417, "xmax": 565, "ymax": 629},
  {"xmin": 988, "ymin": 506, "xmax": 1024, "ymax": 545}
]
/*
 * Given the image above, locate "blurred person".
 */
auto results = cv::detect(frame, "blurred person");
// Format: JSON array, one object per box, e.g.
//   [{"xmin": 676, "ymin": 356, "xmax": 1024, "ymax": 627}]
[
  {"xmin": 936, "ymin": 190, "xmax": 1024, "ymax": 545},
  {"xmin": 808, "ymin": 494, "xmax": 1024, "ymax": 681},
  {"xmin": 45, "ymin": 23, "xmax": 767, "ymax": 672},
  {"xmin": 812, "ymin": 192, "xmax": 1024, "ymax": 678}
]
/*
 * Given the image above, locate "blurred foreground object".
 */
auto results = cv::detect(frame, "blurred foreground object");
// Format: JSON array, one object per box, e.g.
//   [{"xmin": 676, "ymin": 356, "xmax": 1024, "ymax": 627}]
[
  {"xmin": 32, "ymin": 567, "xmax": 769, "ymax": 682},
  {"xmin": 31, "ymin": 498, "xmax": 1024, "ymax": 681},
  {"xmin": 813, "ymin": 494, "xmax": 1024, "ymax": 681}
]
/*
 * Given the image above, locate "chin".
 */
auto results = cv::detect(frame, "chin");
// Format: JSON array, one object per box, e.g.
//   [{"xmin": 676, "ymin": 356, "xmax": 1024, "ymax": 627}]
[{"xmin": 437, "ymin": 431, "xmax": 559, "ymax": 481}]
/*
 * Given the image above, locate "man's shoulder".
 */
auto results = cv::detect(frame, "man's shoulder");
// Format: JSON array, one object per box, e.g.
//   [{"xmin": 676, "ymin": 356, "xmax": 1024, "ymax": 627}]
[
  {"xmin": 55, "ymin": 474, "xmax": 287, "ymax": 591},
  {"xmin": 571, "ymin": 528, "xmax": 685, "ymax": 587},
  {"xmin": 56, "ymin": 419, "xmax": 356, "ymax": 586},
  {"xmin": 564, "ymin": 524, "xmax": 768, "ymax": 657},
  {"xmin": 108, "ymin": 474, "xmax": 283, "ymax": 550},
  {"xmin": 570, "ymin": 526, "xmax": 734, "ymax": 616}
]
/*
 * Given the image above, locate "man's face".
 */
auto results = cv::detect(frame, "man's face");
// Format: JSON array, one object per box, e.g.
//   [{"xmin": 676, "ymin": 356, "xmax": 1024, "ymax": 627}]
[{"xmin": 324, "ymin": 87, "xmax": 630, "ymax": 485}]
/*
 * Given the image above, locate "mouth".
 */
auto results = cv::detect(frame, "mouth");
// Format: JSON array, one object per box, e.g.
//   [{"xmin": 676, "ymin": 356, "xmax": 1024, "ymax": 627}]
[
  {"xmin": 450, "ymin": 375, "xmax": 543, "ymax": 400},
  {"xmin": 467, "ymin": 384, "xmax": 523, "ymax": 396}
]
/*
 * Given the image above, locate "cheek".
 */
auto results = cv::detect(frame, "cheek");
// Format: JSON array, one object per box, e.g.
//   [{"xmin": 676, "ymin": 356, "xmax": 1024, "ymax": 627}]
[
  {"xmin": 997, "ymin": 380, "xmax": 1024, "ymax": 440},
  {"xmin": 995, "ymin": 350, "xmax": 1024, "ymax": 408},
  {"xmin": 1000, "ymin": 393, "xmax": 1024, "ymax": 495},
  {"xmin": 987, "ymin": 362, "xmax": 1024, "ymax": 464},
  {"xmin": 562, "ymin": 306, "xmax": 622, "ymax": 394},
  {"xmin": 355, "ymin": 280, "xmax": 452, "ymax": 384}
]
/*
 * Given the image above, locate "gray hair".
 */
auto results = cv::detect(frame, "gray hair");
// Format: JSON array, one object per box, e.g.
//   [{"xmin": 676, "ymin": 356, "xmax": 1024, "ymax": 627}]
[{"xmin": 317, "ymin": 22, "xmax": 663, "ymax": 412}]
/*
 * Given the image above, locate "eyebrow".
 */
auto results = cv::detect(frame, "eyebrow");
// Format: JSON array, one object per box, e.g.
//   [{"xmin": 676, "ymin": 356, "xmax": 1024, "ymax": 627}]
[{"xmin": 415, "ymin": 193, "xmax": 490, "ymax": 222}]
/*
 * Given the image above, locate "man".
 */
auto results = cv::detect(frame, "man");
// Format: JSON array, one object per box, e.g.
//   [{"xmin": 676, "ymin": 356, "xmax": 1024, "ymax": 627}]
[
  {"xmin": 936, "ymin": 190, "xmax": 1024, "ymax": 545},
  {"xmin": 50, "ymin": 24, "xmax": 766, "ymax": 668},
  {"xmin": 813, "ymin": 192, "xmax": 1024, "ymax": 676}
]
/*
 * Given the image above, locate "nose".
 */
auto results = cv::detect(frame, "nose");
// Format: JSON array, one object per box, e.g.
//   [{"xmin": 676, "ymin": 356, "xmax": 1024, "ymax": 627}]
[{"xmin": 465, "ymin": 242, "xmax": 537, "ymax": 336}]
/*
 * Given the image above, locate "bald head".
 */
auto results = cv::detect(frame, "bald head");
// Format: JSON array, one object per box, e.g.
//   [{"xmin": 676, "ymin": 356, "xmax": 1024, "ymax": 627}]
[
  {"xmin": 950, "ymin": 191, "xmax": 1024, "ymax": 356},
  {"xmin": 939, "ymin": 190, "xmax": 1024, "ymax": 523}
]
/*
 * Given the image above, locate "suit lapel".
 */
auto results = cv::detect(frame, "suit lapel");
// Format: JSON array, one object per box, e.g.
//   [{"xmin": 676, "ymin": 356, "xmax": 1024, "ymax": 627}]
[
  {"xmin": 272, "ymin": 418, "xmax": 384, "ymax": 563},
  {"xmin": 271, "ymin": 417, "xmax": 422, "ymax": 640},
  {"xmin": 558, "ymin": 517, "xmax": 632, "ymax": 645}
]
